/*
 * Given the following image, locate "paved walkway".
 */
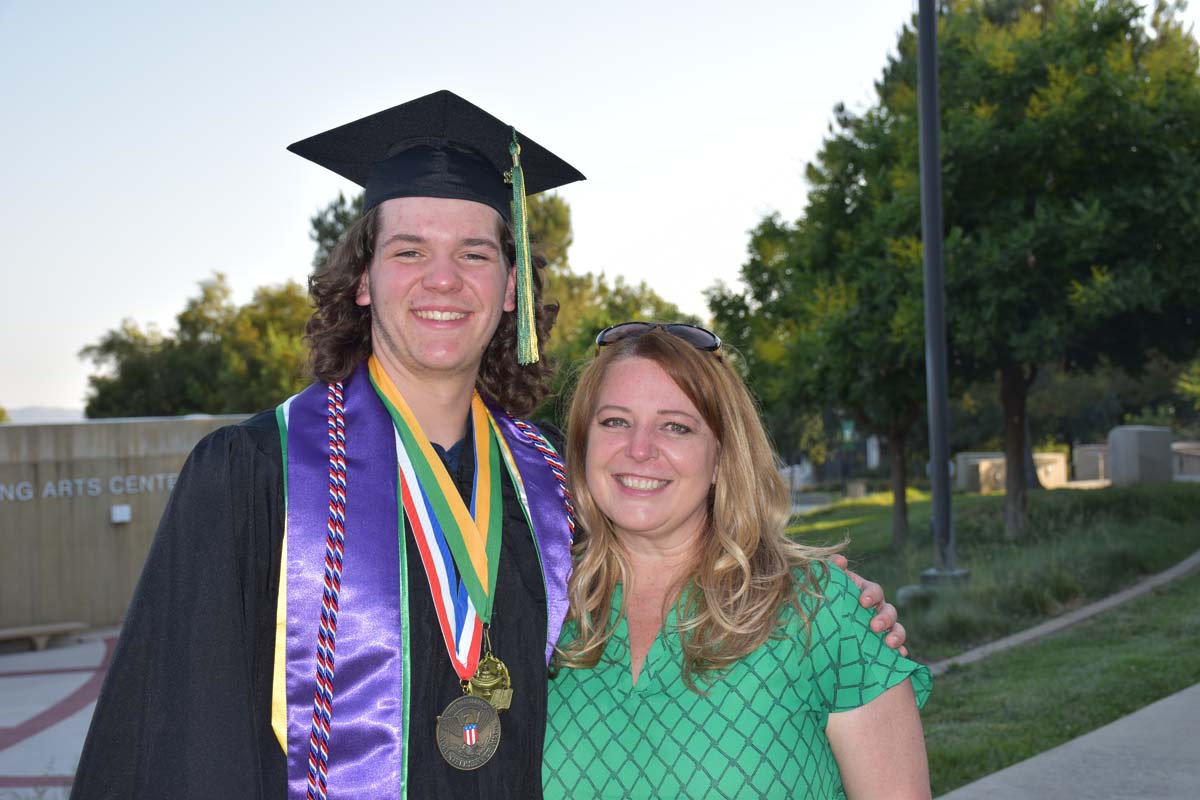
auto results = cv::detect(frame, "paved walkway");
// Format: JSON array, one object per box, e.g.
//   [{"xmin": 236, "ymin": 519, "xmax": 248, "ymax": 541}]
[
  {"xmin": 937, "ymin": 682, "xmax": 1200, "ymax": 799},
  {"xmin": 0, "ymin": 629, "xmax": 116, "ymax": 800}
]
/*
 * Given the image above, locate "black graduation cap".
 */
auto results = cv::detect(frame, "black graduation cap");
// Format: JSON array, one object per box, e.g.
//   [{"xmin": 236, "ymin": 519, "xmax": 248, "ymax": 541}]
[{"xmin": 287, "ymin": 89, "xmax": 585, "ymax": 220}]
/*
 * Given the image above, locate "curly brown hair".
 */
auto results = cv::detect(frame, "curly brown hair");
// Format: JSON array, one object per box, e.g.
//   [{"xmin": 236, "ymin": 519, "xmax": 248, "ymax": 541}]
[{"xmin": 305, "ymin": 205, "xmax": 558, "ymax": 417}]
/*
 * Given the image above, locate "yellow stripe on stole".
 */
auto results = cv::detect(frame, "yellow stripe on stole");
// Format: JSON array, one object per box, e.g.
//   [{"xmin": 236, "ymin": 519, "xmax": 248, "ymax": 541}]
[{"xmin": 272, "ymin": 524, "xmax": 287, "ymax": 753}]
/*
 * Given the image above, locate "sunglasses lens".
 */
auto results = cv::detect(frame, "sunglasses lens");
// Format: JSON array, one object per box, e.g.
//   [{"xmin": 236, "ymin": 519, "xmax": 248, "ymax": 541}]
[
  {"xmin": 596, "ymin": 322, "xmax": 722, "ymax": 352},
  {"xmin": 595, "ymin": 322, "xmax": 654, "ymax": 347},
  {"xmin": 664, "ymin": 325, "xmax": 721, "ymax": 351}
]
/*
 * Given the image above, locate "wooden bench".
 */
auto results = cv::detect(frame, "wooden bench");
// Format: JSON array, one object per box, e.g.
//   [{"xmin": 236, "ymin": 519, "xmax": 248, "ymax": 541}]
[{"xmin": 0, "ymin": 621, "xmax": 88, "ymax": 651}]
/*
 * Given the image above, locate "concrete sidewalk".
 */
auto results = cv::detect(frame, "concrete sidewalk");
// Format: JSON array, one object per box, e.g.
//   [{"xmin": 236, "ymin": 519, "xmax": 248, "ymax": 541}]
[
  {"xmin": 937, "ymin": 682, "xmax": 1200, "ymax": 799},
  {"xmin": 0, "ymin": 630, "xmax": 116, "ymax": 800}
]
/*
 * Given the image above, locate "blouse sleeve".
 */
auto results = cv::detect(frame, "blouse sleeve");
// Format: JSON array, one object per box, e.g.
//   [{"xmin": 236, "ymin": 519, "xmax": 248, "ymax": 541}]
[{"xmin": 804, "ymin": 563, "xmax": 932, "ymax": 713}]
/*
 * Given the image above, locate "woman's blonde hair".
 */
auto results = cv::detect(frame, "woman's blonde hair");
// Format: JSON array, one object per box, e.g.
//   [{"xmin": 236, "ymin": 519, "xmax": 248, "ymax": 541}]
[{"xmin": 557, "ymin": 329, "xmax": 842, "ymax": 686}]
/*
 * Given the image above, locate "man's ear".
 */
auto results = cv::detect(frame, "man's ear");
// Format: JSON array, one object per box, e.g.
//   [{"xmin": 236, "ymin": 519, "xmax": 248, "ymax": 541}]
[
  {"xmin": 503, "ymin": 265, "xmax": 517, "ymax": 313},
  {"xmin": 355, "ymin": 267, "xmax": 371, "ymax": 307}
]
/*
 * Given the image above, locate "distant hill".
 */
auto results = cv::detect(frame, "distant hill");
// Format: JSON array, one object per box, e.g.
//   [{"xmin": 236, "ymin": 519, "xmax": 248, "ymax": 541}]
[{"xmin": 5, "ymin": 406, "xmax": 86, "ymax": 424}]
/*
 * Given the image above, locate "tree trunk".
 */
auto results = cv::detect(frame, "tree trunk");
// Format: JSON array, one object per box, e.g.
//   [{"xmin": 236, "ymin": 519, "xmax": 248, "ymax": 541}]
[
  {"xmin": 1000, "ymin": 363, "xmax": 1029, "ymax": 538},
  {"xmin": 1024, "ymin": 393, "xmax": 1044, "ymax": 490},
  {"xmin": 889, "ymin": 425, "xmax": 909, "ymax": 548}
]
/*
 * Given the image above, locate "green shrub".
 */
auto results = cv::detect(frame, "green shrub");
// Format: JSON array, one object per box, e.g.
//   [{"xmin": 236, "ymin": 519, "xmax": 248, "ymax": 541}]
[{"xmin": 790, "ymin": 483, "xmax": 1200, "ymax": 660}]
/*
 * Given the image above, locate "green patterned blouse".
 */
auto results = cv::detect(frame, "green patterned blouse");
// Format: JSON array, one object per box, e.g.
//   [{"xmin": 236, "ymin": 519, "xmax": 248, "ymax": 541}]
[{"xmin": 543, "ymin": 563, "xmax": 932, "ymax": 799}]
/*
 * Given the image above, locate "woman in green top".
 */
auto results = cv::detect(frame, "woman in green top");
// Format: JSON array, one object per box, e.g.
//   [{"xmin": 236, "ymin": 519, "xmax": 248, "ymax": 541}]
[{"xmin": 543, "ymin": 323, "xmax": 931, "ymax": 799}]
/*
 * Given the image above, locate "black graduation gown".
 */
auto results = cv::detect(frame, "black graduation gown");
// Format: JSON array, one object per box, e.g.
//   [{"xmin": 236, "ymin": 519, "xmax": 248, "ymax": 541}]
[{"xmin": 71, "ymin": 410, "xmax": 550, "ymax": 799}]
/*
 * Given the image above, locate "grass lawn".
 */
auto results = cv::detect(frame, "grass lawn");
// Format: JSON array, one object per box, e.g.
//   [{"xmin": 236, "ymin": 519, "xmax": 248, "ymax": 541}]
[
  {"xmin": 922, "ymin": 569, "xmax": 1200, "ymax": 796},
  {"xmin": 789, "ymin": 483, "xmax": 1200, "ymax": 661}
]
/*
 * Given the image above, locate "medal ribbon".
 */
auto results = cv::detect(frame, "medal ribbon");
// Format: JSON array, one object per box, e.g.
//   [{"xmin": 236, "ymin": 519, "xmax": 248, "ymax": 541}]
[{"xmin": 368, "ymin": 356, "xmax": 503, "ymax": 681}]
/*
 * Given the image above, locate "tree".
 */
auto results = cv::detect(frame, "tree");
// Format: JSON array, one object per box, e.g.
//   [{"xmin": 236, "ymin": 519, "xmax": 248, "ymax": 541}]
[
  {"xmin": 718, "ymin": 0, "xmax": 1200, "ymax": 538},
  {"xmin": 80, "ymin": 278, "xmax": 227, "ymax": 417},
  {"xmin": 218, "ymin": 282, "xmax": 313, "ymax": 410},
  {"xmin": 81, "ymin": 275, "xmax": 310, "ymax": 417},
  {"xmin": 542, "ymin": 269, "xmax": 696, "ymax": 416},
  {"xmin": 709, "ymin": 140, "xmax": 928, "ymax": 548},
  {"xmin": 1028, "ymin": 357, "xmax": 1186, "ymax": 441},
  {"xmin": 310, "ymin": 192, "xmax": 364, "ymax": 268},
  {"xmin": 933, "ymin": 0, "xmax": 1200, "ymax": 533},
  {"xmin": 0, "ymin": 406, "xmax": 9, "ymax": 423},
  {"xmin": 528, "ymin": 192, "xmax": 574, "ymax": 273},
  {"xmin": 523, "ymin": 193, "xmax": 696, "ymax": 422},
  {"xmin": 1178, "ymin": 358, "xmax": 1200, "ymax": 412}
]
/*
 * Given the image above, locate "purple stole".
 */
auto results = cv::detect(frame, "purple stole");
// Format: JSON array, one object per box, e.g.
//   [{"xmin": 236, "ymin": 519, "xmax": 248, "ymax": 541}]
[{"xmin": 278, "ymin": 361, "xmax": 573, "ymax": 797}]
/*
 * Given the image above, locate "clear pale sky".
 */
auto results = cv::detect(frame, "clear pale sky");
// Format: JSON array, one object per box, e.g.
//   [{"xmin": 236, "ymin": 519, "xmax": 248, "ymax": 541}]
[{"xmin": 1, "ymin": 1, "xmax": 1193, "ymax": 412}]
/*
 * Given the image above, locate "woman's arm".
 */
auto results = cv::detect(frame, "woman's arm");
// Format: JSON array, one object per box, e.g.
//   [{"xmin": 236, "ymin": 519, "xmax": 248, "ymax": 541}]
[{"xmin": 826, "ymin": 679, "xmax": 931, "ymax": 800}]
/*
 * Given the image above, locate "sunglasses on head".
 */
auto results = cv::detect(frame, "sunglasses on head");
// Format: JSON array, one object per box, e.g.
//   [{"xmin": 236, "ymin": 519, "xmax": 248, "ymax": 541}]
[{"xmin": 594, "ymin": 322, "xmax": 722, "ymax": 352}]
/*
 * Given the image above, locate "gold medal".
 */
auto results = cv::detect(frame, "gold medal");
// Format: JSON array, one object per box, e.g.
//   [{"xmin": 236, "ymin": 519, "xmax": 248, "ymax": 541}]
[
  {"xmin": 436, "ymin": 694, "xmax": 501, "ymax": 770},
  {"xmin": 466, "ymin": 627, "xmax": 513, "ymax": 710},
  {"xmin": 467, "ymin": 651, "xmax": 513, "ymax": 710}
]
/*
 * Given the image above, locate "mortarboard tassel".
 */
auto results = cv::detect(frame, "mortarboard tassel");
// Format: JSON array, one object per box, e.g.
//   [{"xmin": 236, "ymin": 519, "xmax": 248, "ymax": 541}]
[{"xmin": 507, "ymin": 129, "xmax": 539, "ymax": 365}]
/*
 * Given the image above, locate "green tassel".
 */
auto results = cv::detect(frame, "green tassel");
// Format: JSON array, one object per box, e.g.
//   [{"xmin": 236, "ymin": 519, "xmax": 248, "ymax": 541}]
[{"xmin": 507, "ymin": 129, "xmax": 538, "ymax": 365}]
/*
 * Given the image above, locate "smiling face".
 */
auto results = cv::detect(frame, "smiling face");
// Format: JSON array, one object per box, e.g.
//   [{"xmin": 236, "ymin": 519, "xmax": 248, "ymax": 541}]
[
  {"xmin": 584, "ymin": 357, "xmax": 720, "ymax": 549},
  {"xmin": 356, "ymin": 196, "xmax": 516, "ymax": 385}
]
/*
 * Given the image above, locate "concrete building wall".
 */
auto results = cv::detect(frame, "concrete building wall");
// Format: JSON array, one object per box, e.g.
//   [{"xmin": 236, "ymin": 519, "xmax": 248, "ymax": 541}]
[{"xmin": 0, "ymin": 415, "xmax": 247, "ymax": 628}]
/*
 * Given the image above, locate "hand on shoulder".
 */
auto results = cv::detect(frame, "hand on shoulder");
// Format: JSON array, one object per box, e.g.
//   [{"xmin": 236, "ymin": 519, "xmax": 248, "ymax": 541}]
[{"xmin": 830, "ymin": 553, "xmax": 907, "ymax": 655}]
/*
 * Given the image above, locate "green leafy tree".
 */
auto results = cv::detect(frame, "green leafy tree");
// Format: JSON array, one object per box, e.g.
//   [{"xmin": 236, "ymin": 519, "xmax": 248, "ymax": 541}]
[
  {"xmin": 217, "ymin": 282, "xmax": 312, "ymax": 410},
  {"xmin": 525, "ymin": 193, "xmax": 694, "ymax": 421},
  {"xmin": 541, "ymin": 269, "xmax": 696, "ymax": 420},
  {"xmin": 81, "ymin": 274, "xmax": 310, "ymax": 417},
  {"xmin": 81, "ymin": 278, "xmax": 226, "ymax": 417},
  {"xmin": 1178, "ymin": 359, "xmax": 1200, "ymax": 412},
  {"xmin": 707, "ymin": 219, "xmax": 819, "ymax": 464},
  {"xmin": 934, "ymin": 0, "xmax": 1200, "ymax": 533},
  {"xmin": 310, "ymin": 192, "xmax": 364, "ymax": 268},
  {"xmin": 710, "ymin": 182, "xmax": 927, "ymax": 547},
  {"xmin": 708, "ymin": 53, "xmax": 933, "ymax": 547},
  {"xmin": 528, "ymin": 192, "xmax": 574, "ymax": 273},
  {"xmin": 1027, "ymin": 358, "xmax": 1186, "ymax": 442},
  {"xmin": 0, "ymin": 406, "xmax": 9, "ymax": 423},
  {"xmin": 717, "ymin": 0, "xmax": 1200, "ymax": 538}
]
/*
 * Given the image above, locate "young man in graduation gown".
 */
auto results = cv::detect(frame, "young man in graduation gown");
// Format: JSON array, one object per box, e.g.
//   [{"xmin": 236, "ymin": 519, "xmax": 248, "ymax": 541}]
[{"xmin": 70, "ymin": 90, "xmax": 908, "ymax": 800}]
